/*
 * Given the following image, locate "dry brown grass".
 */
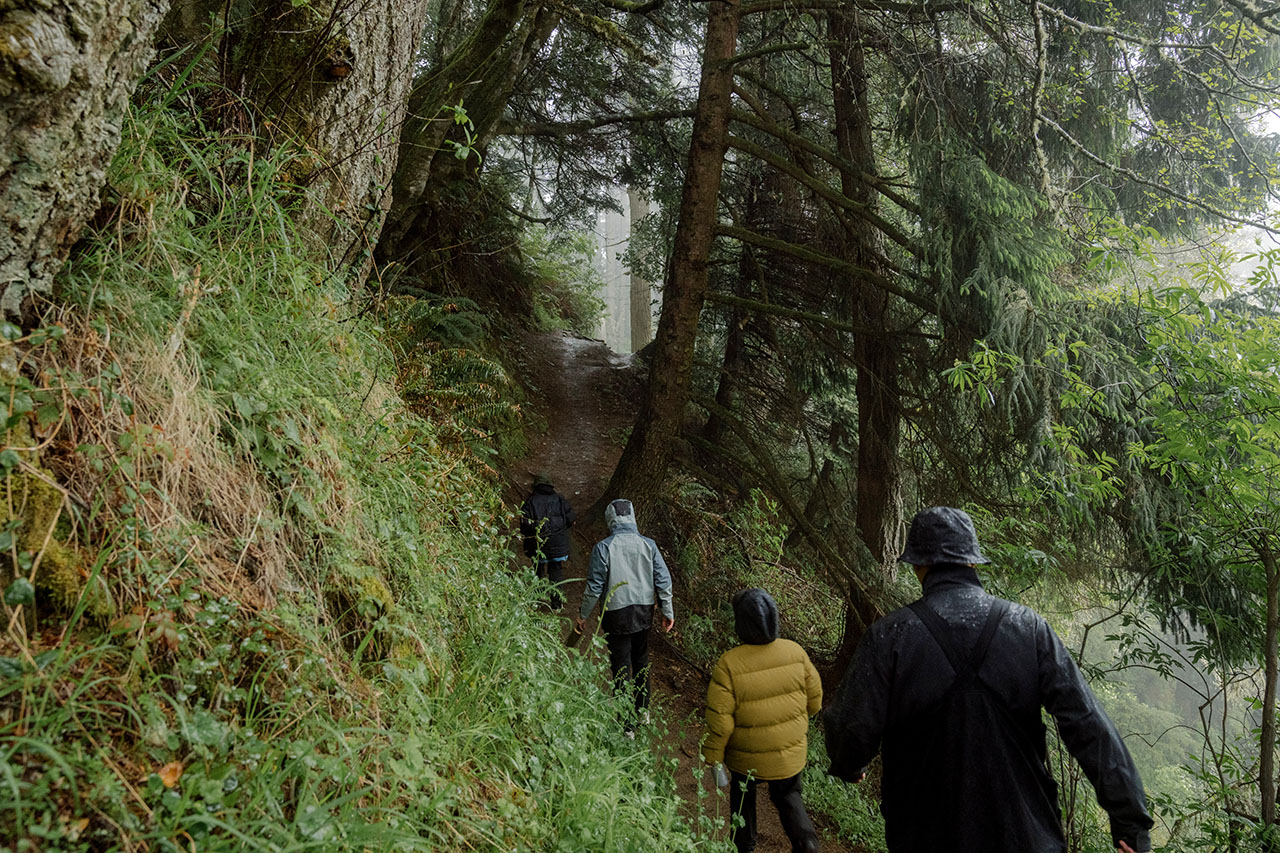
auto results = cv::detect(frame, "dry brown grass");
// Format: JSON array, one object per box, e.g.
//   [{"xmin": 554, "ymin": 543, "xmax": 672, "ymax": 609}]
[{"xmin": 33, "ymin": 305, "xmax": 297, "ymax": 611}]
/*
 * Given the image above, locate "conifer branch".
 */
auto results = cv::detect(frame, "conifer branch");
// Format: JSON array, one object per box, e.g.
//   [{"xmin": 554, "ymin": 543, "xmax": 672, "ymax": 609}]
[
  {"xmin": 715, "ymin": 224, "xmax": 939, "ymax": 313},
  {"xmin": 690, "ymin": 394, "xmax": 875, "ymax": 616},
  {"xmin": 1037, "ymin": 114, "xmax": 1280, "ymax": 234},
  {"xmin": 725, "ymin": 134, "xmax": 925, "ymax": 258},
  {"xmin": 1030, "ymin": 1, "xmax": 1053, "ymax": 202},
  {"xmin": 743, "ymin": 0, "xmax": 964, "ymax": 15},
  {"xmin": 727, "ymin": 41, "xmax": 812, "ymax": 66},
  {"xmin": 706, "ymin": 291, "xmax": 941, "ymax": 338},
  {"xmin": 728, "ymin": 107, "xmax": 923, "ymax": 215},
  {"xmin": 594, "ymin": 0, "xmax": 665, "ymax": 12}
]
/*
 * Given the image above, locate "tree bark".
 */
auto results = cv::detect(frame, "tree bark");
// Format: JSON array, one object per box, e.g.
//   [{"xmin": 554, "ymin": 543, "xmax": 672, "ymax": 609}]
[
  {"xmin": 0, "ymin": 0, "xmax": 171, "ymax": 317},
  {"xmin": 603, "ymin": 0, "xmax": 741, "ymax": 515},
  {"xmin": 1260, "ymin": 540, "xmax": 1279, "ymax": 829},
  {"xmin": 628, "ymin": 187, "xmax": 653, "ymax": 351},
  {"xmin": 829, "ymin": 8, "xmax": 901, "ymax": 668},
  {"xmin": 209, "ymin": 0, "xmax": 432, "ymax": 274}
]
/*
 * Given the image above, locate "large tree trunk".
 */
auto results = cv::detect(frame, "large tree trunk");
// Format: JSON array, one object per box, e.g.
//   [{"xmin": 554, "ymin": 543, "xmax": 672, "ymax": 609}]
[
  {"xmin": 0, "ymin": 0, "xmax": 171, "ymax": 317},
  {"xmin": 377, "ymin": 0, "xmax": 558, "ymax": 265},
  {"xmin": 604, "ymin": 0, "xmax": 741, "ymax": 515},
  {"xmin": 207, "ymin": 0, "xmax": 432, "ymax": 273},
  {"xmin": 829, "ymin": 8, "xmax": 901, "ymax": 670},
  {"xmin": 628, "ymin": 187, "xmax": 654, "ymax": 351},
  {"xmin": 1261, "ymin": 540, "xmax": 1280, "ymax": 831}
]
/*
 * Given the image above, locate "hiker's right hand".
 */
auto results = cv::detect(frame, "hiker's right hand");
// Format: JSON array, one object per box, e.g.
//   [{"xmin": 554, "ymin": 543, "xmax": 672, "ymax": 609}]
[
  {"xmin": 661, "ymin": 616, "xmax": 675, "ymax": 633},
  {"xmin": 575, "ymin": 617, "xmax": 586, "ymax": 633},
  {"xmin": 1117, "ymin": 843, "xmax": 1144, "ymax": 853}
]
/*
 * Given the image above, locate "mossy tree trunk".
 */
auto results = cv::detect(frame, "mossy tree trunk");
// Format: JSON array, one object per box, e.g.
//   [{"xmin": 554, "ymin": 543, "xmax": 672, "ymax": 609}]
[
  {"xmin": 827, "ymin": 8, "xmax": 900, "ymax": 669},
  {"xmin": 0, "ymin": 0, "xmax": 171, "ymax": 318},
  {"xmin": 628, "ymin": 188, "xmax": 653, "ymax": 351},
  {"xmin": 376, "ymin": 0, "xmax": 559, "ymax": 266},
  {"xmin": 180, "ymin": 0, "xmax": 433, "ymax": 276}
]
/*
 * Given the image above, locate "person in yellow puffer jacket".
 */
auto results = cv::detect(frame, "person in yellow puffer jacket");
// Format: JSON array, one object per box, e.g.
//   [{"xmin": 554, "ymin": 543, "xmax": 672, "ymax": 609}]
[{"xmin": 702, "ymin": 588, "xmax": 823, "ymax": 853}]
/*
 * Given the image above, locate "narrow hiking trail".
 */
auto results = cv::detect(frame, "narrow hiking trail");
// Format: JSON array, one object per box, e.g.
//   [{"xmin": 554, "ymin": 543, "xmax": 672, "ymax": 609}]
[{"xmin": 508, "ymin": 328, "xmax": 861, "ymax": 853}]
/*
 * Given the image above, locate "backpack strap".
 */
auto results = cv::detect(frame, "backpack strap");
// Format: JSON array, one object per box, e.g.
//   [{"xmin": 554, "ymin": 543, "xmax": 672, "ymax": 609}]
[{"xmin": 908, "ymin": 598, "xmax": 1010, "ymax": 683}]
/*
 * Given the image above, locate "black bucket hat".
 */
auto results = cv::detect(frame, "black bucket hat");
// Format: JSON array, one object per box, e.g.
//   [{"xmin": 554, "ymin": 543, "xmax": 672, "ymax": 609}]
[{"xmin": 898, "ymin": 507, "xmax": 989, "ymax": 566}]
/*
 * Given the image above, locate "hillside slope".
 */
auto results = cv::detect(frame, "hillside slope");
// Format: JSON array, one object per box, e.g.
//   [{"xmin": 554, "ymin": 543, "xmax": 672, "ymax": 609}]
[{"xmin": 0, "ymin": 91, "xmax": 729, "ymax": 852}]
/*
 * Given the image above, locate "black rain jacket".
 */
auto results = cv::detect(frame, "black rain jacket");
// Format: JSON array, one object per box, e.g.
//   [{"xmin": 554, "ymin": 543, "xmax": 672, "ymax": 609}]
[
  {"xmin": 519, "ymin": 484, "xmax": 575, "ymax": 559},
  {"xmin": 823, "ymin": 565, "xmax": 1153, "ymax": 852}
]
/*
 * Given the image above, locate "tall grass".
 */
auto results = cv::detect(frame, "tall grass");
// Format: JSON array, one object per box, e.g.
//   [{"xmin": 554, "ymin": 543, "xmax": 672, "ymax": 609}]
[{"xmin": 0, "ymin": 73, "xmax": 728, "ymax": 851}]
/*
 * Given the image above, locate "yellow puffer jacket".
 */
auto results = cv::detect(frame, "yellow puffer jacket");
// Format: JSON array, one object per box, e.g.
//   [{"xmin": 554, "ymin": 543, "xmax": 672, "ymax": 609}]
[{"xmin": 702, "ymin": 626, "xmax": 823, "ymax": 779}]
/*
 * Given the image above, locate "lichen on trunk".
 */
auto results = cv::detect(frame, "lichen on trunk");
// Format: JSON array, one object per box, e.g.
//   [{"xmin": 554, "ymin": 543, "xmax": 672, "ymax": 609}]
[{"xmin": 0, "ymin": 0, "xmax": 171, "ymax": 317}]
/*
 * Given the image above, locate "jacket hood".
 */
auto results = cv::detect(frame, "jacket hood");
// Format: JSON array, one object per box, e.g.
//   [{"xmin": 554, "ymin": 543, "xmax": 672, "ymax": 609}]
[
  {"xmin": 605, "ymin": 498, "xmax": 638, "ymax": 532},
  {"xmin": 733, "ymin": 588, "xmax": 779, "ymax": 644},
  {"xmin": 532, "ymin": 482, "xmax": 556, "ymax": 495},
  {"xmin": 898, "ymin": 506, "xmax": 989, "ymax": 565}
]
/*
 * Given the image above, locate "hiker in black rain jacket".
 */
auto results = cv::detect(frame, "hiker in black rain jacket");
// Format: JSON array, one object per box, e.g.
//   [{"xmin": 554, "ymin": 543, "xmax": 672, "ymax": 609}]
[
  {"xmin": 823, "ymin": 507, "xmax": 1153, "ymax": 853},
  {"xmin": 519, "ymin": 473, "xmax": 575, "ymax": 608}
]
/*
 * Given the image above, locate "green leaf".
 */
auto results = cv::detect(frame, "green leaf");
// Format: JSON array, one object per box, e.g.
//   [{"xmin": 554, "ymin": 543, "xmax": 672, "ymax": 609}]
[
  {"xmin": 8, "ymin": 391, "xmax": 33, "ymax": 416},
  {"xmin": 0, "ymin": 657, "xmax": 23, "ymax": 678},
  {"xmin": 36, "ymin": 404, "xmax": 61, "ymax": 429},
  {"xmin": 4, "ymin": 577, "xmax": 35, "ymax": 606}
]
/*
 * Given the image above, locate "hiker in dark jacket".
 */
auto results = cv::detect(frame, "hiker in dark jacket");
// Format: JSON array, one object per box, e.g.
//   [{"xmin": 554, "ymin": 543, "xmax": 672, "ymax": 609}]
[
  {"xmin": 519, "ymin": 473, "xmax": 575, "ymax": 608},
  {"xmin": 703, "ymin": 588, "xmax": 822, "ymax": 853},
  {"xmin": 823, "ymin": 506, "xmax": 1153, "ymax": 853}
]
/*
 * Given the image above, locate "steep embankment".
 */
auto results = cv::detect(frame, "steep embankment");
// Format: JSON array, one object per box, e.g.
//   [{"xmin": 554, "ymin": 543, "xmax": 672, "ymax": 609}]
[
  {"xmin": 1, "ymin": 97, "xmax": 724, "ymax": 852},
  {"xmin": 509, "ymin": 329, "xmax": 867, "ymax": 853}
]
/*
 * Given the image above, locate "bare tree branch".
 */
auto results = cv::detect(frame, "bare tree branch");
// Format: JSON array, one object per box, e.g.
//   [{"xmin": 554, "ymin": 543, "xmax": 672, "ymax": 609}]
[{"xmin": 496, "ymin": 108, "xmax": 695, "ymax": 137}]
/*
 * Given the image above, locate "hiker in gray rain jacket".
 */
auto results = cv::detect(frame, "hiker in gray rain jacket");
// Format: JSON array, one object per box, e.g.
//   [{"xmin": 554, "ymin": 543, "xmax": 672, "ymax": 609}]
[
  {"xmin": 576, "ymin": 499, "xmax": 674, "ymax": 722},
  {"xmin": 519, "ymin": 473, "xmax": 575, "ymax": 608},
  {"xmin": 823, "ymin": 507, "xmax": 1153, "ymax": 853}
]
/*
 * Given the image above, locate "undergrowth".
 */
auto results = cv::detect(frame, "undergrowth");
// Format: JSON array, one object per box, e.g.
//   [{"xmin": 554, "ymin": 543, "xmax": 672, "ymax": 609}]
[
  {"xmin": 0, "ymin": 72, "xmax": 727, "ymax": 851},
  {"xmin": 663, "ymin": 484, "xmax": 843, "ymax": 672},
  {"xmin": 802, "ymin": 728, "xmax": 886, "ymax": 851}
]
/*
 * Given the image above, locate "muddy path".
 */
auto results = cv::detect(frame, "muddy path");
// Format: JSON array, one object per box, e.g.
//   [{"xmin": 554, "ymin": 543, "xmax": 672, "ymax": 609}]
[{"xmin": 506, "ymin": 328, "xmax": 859, "ymax": 852}]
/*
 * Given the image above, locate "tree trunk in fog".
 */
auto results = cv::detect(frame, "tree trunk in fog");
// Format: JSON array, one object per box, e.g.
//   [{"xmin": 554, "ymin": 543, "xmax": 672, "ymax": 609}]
[
  {"xmin": 0, "ymin": 0, "xmax": 171, "ymax": 317},
  {"xmin": 829, "ymin": 9, "xmax": 900, "ymax": 668},
  {"xmin": 201, "ymin": 0, "xmax": 432, "ymax": 275},
  {"xmin": 628, "ymin": 188, "xmax": 653, "ymax": 351},
  {"xmin": 604, "ymin": 0, "xmax": 740, "ymax": 516}
]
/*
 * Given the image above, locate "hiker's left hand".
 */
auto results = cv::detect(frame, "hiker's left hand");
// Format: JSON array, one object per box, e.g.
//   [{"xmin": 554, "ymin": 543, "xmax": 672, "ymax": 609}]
[
  {"xmin": 575, "ymin": 617, "xmax": 586, "ymax": 634},
  {"xmin": 661, "ymin": 616, "xmax": 675, "ymax": 633}
]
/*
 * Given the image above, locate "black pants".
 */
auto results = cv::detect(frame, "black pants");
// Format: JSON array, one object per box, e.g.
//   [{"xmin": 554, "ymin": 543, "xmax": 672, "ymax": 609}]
[
  {"xmin": 604, "ymin": 628, "xmax": 650, "ymax": 712},
  {"xmin": 729, "ymin": 770, "xmax": 819, "ymax": 853},
  {"xmin": 534, "ymin": 559, "xmax": 565, "ymax": 609}
]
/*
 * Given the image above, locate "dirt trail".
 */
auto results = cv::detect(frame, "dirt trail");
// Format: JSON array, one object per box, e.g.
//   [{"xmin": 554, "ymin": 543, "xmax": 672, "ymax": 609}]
[{"xmin": 508, "ymin": 328, "xmax": 857, "ymax": 853}]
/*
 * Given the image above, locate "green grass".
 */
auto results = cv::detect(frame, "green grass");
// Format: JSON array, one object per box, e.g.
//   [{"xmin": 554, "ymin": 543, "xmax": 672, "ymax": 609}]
[
  {"xmin": 0, "ymin": 73, "xmax": 728, "ymax": 852},
  {"xmin": 802, "ymin": 727, "xmax": 886, "ymax": 852}
]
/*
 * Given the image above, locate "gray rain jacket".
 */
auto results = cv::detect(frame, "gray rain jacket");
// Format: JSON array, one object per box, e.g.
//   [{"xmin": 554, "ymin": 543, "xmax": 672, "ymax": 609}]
[
  {"xmin": 823, "ymin": 565, "xmax": 1153, "ymax": 852},
  {"xmin": 579, "ymin": 500, "xmax": 673, "ymax": 632}
]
